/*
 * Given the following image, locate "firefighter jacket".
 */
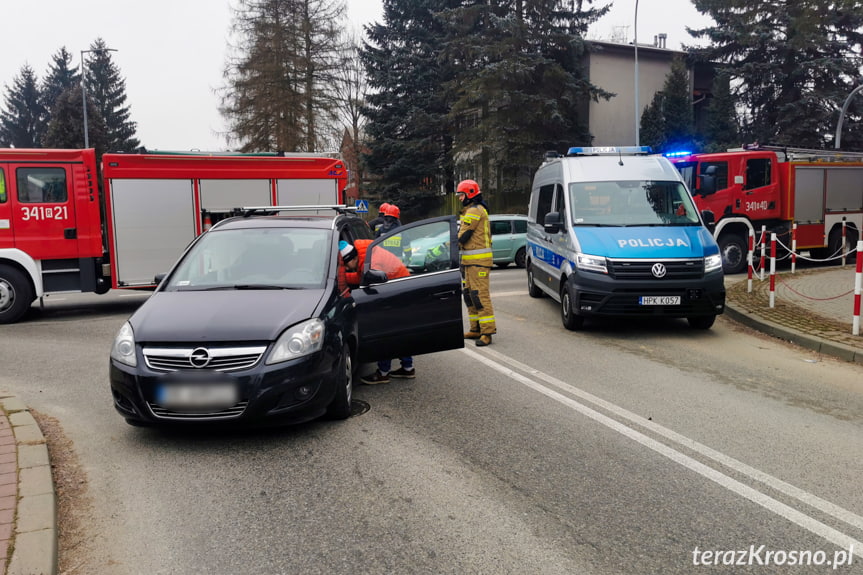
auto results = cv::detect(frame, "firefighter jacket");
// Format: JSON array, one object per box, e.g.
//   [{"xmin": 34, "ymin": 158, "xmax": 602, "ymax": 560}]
[
  {"xmin": 458, "ymin": 203, "xmax": 492, "ymax": 267},
  {"xmin": 346, "ymin": 239, "xmax": 410, "ymax": 288}
]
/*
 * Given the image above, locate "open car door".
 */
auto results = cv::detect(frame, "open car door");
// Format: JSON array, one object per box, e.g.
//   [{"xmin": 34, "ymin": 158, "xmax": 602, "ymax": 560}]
[{"xmin": 352, "ymin": 215, "xmax": 463, "ymax": 362}]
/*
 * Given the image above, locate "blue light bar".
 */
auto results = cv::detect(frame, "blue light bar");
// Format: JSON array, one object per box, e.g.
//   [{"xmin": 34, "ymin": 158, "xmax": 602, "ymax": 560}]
[
  {"xmin": 567, "ymin": 146, "xmax": 652, "ymax": 156},
  {"xmin": 664, "ymin": 150, "xmax": 693, "ymax": 158}
]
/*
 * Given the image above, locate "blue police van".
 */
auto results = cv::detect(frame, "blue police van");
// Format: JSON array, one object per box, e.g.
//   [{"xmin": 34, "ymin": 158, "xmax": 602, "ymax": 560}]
[{"xmin": 525, "ymin": 146, "xmax": 726, "ymax": 330}]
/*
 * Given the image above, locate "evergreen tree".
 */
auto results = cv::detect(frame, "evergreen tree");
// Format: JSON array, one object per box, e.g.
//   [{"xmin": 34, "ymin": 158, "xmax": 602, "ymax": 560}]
[
  {"xmin": 43, "ymin": 85, "xmax": 107, "ymax": 150},
  {"xmin": 41, "ymin": 47, "xmax": 80, "ymax": 124},
  {"xmin": 84, "ymin": 38, "xmax": 140, "ymax": 152},
  {"xmin": 360, "ymin": 0, "xmax": 459, "ymax": 217},
  {"xmin": 639, "ymin": 93, "xmax": 665, "ymax": 152},
  {"xmin": 221, "ymin": 0, "xmax": 346, "ymax": 153},
  {"xmin": 661, "ymin": 57, "xmax": 695, "ymax": 152},
  {"xmin": 703, "ymin": 70, "xmax": 739, "ymax": 152},
  {"xmin": 688, "ymin": 0, "xmax": 863, "ymax": 148},
  {"xmin": 0, "ymin": 64, "xmax": 46, "ymax": 148}
]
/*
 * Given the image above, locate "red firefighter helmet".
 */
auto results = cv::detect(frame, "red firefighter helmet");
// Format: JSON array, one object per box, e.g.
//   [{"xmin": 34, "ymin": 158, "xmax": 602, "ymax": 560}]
[
  {"xmin": 378, "ymin": 202, "xmax": 391, "ymax": 214},
  {"xmin": 384, "ymin": 204, "xmax": 401, "ymax": 219},
  {"xmin": 456, "ymin": 179, "xmax": 481, "ymax": 199}
]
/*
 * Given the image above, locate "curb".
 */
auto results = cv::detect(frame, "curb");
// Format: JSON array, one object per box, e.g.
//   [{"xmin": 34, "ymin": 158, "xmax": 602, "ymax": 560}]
[
  {"xmin": 724, "ymin": 302, "xmax": 863, "ymax": 365},
  {"xmin": 0, "ymin": 396, "xmax": 57, "ymax": 575}
]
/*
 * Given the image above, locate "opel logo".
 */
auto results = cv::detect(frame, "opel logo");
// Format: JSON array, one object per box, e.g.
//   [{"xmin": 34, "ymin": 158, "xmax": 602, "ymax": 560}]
[
  {"xmin": 651, "ymin": 263, "xmax": 667, "ymax": 278},
  {"xmin": 189, "ymin": 347, "xmax": 212, "ymax": 368}
]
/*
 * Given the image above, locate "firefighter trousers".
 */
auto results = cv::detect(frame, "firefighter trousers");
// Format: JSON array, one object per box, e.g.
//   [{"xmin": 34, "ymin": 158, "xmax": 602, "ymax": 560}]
[{"xmin": 461, "ymin": 264, "xmax": 496, "ymax": 335}]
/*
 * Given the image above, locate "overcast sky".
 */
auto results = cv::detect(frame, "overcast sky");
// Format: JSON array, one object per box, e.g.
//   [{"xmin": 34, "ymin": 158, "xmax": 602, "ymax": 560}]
[{"xmin": 1, "ymin": 0, "xmax": 711, "ymax": 152}]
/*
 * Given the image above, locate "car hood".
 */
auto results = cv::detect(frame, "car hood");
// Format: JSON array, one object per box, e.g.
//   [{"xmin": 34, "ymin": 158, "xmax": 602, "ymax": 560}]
[
  {"xmin": 129, "ymin": 289, "xmax": 327, "ymax": 342},
  {"xmin": 573, "ymin": 226, "xmax": 717, "ymax": 258}
]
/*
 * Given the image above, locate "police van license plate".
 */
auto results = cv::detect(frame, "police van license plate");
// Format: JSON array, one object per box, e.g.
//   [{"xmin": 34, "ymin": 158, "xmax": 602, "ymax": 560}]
[
  {"xmin": 156, "ymin": 383, "xmax": 238, "ymax": 409},
  {"xmin": 639, "ymin": 296, "xmax": 681, "ymax": 305}
]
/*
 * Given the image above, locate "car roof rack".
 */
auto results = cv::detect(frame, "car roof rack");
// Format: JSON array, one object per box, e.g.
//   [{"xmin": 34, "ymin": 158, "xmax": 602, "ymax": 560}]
[{"xmin": 237, "ymin": 205, "xmax": 359, "ymax": 217}]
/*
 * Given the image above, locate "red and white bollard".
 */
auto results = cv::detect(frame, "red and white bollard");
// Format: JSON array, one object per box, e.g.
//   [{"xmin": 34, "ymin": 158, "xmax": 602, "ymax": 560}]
[
  {"xmin": 769, "ymin": 233, "xmax": 777, "ymax": 308},
  {"xmin": 854, "ymin": 240, "xmax": 863, "ymax": 336},
  {"xmin": 747, "ymin": 229, "xmax": 754, "ymax": 293},
  {"xmin": 759, "ymin": 225, "xmax": 767, "ymax": 281},
  {"xmin": 791, "ymin": 222, "xmax": 797, "ymax": 274}
]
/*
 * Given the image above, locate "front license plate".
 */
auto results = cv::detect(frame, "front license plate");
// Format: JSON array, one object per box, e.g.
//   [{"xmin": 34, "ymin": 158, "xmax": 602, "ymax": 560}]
[
  {"xmin": 639, "ymin": 296, "xmax": 681, "ymax": 306},
  {"xmin": 155, "ymin": 383, "xmax": 238, "ymax": 410}
]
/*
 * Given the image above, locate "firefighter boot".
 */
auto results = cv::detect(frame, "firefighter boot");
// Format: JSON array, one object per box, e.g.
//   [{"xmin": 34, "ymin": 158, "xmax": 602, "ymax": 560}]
[
  {"xmin": 464, "ymin": 331, "xmax": 481, "ymax": 339},
  {"xmin": 475, "ymin": 334, "xmax": 492, "ymax": 347}
]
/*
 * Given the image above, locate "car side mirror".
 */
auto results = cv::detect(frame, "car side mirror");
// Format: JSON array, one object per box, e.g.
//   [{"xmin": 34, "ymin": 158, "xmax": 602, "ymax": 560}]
[
  {"xmin": 700, "ymin": 209, "xmax": 716, "ymax": 232},
  {"xmin": 363, "ymin": 269, "xmax": 389, "ymax": 285},
  {"xmin": 543, "ymin": 212, "xmax": 563, "ymax": 233},
  {"xmin": 154, "ymin": 273, "xmax": 167, "ymax": 285}
]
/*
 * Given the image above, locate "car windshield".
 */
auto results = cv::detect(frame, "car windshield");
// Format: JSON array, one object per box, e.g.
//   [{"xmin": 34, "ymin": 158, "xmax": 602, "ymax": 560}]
[
  {"xmin": 569, "ymin": 180, "xmax": 700, "ymax": 226},
  {"xmin": 164, "ymin": 227, "xmax": 331, "ymax": 291}
]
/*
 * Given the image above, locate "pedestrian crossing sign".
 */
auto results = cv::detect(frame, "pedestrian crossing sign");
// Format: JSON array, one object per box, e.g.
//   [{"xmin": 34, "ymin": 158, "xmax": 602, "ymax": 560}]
[{"xmin": 355, "ymin": 199, "xmax": 369, "ymax": 213}]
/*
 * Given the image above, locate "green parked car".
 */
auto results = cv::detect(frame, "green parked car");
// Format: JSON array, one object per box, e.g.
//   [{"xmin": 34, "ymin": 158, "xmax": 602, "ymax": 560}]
[{"xmin": 489, "ymin": 213, "xmax": 528, "ymax": 268}]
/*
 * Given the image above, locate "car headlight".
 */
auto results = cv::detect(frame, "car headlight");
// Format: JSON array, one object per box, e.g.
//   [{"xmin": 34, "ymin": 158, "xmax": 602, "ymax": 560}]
[
  {"xmin": 576, "ymin": 253, "xmax": 608, "ymax": 274},
  {"xmin": 704, "ymin": 253, "xmax": 722, "ymax": 273},
  {"xmin": 266, "ymin": 318, "xmax": 325, "ymax": 364},
  {"xmin": 111, "ymin": 322, "xmax": 137, "ymax": 367}
]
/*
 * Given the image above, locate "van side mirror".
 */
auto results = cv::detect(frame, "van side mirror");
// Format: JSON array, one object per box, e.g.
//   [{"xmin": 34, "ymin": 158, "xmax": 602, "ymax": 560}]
[
  {"xmin": 543, "ymin": 212, "xmax": 563, "ymax": 233},
  {"xmin": 697, "ymin": 166, "xmax": 717, "ymax": 196},
  {"xmin": 700, "ymin": 209, "xmax": 716, "ymax": 232},
  {"xmin": 363, "ymin": 269, "xmax": 389, "ymax": 285}
]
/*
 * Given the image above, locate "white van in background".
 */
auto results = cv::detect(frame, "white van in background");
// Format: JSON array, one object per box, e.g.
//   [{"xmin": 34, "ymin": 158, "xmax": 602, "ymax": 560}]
[{"xmin": 525, "ymin": 146, "xmax": 726, "ymax": 330}]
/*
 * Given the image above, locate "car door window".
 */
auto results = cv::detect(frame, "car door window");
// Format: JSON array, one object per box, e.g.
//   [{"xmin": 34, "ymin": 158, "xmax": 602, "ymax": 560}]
[
  {"xmin": 366, "ymin": 217, "xmax": 458, "ymax": 280},
  {"xmin": 491, "ymin": 221, "xmax": 511, "ymax": 235}
]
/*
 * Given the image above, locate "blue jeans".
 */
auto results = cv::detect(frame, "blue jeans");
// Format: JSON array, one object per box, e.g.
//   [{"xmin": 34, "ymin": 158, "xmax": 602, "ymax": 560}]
[{"xmin": 378, "ymin": 357, "xmax": 413, "ymax": 373}]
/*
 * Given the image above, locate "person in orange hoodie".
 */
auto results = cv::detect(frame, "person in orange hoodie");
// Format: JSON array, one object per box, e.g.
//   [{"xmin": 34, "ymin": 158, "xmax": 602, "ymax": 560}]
[{"xmin": 339, "ymin": 240, "xmax": 414, "ymax": 384}]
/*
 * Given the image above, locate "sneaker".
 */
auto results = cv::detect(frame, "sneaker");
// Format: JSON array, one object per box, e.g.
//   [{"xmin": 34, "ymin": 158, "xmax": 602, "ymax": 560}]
[
  {"xmin": 464, "ymin": 331, "xmax": 481, "ymax": 339},
  {"xmin": 360, "ymin": 370, "xmax": 390, "ymax": 385},
  {"xmin": 390, "ymin": 367, "xmax": 416, "ymax": 379},
  {"xmin": 475, "ymin": 334, "xmax": 492, "ymax": 347}
]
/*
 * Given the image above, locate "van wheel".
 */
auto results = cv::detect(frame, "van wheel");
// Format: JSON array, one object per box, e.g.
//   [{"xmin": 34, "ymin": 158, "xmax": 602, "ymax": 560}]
[
  {"xmin": 0, "ymin": 265, "xmax": 34, "ymax": 325},
  {"xmin": 687, "ymin": 315, "xmax": 716, "ymax": 330},
  {"xmin": 326, "ymin": 344, "xmax": 353, "ymax": 420},
  {"xmin": 514, "ymin": 247, "xmax": 526, "ymax": 268},
  {"xmin": 527, "ymin": 265, "xmax": 544, "ymax": 298},
  {"xmin": 718, "ymin": 233, "xmax": 747, "ymax": 275},
  {"xmin": 561, "ymin": 283, "xmax": 585, "ymax": 331}
]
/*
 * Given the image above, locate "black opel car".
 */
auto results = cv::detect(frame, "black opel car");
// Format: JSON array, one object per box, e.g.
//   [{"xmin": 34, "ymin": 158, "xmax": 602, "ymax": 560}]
[{"xmin": 109, "ymin": 207, "xmax": 463, "ymax": 427}]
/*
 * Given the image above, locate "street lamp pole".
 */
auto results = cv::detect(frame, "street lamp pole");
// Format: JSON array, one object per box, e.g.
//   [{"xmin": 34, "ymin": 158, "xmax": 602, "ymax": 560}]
[
  {"xmin": 80, "ymin": 47, "xmax": 117, "ymax": 148},
  {"xmin": 634, "ymin": 0, "xmax": 640, "ymax": 146},
  {"xmin": 835, "ymin": 84, "xmax": 863, "ymax": 150}
]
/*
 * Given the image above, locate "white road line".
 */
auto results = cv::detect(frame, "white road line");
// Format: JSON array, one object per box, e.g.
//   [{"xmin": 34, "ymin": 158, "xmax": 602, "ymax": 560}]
[
  {"xmin": 461, "ymin": 346, "xmax": 863, "ymax": 557},
  {"xmin": 491, "ymin": 290, "xmax": 526, "ymax": 298}
]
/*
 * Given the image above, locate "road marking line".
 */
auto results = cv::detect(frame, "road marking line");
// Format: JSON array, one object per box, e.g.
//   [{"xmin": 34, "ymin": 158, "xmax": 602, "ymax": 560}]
[
  {"xmin": 461, "ymin": 346, "xmax": 863, "ymax": 557},
  {"xmin": 491, "ymin": 290, "xmax": 526, "ymax": 297}
]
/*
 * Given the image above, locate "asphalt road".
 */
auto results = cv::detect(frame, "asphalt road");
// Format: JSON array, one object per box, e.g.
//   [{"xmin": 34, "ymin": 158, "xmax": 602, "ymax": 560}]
[{"xmin": 1, "ymin": 270, "xmax": 862, "ymax": 574}]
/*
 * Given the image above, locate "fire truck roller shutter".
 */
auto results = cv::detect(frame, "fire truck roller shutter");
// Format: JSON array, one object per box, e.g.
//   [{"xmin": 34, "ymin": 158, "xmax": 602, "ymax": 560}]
[
  {"xmin": 276, "ymin": 179, "xmax": 338, "ymax": 215},
  {"xmin": 199, "ymin": 179, "xmax": 271, "ymax": 221}
]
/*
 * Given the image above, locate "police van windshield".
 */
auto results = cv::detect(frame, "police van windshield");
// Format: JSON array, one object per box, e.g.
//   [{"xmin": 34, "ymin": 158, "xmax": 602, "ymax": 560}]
[{"xmin": 569, "ymin": 180, "xmax": 699, "ymax": 226}]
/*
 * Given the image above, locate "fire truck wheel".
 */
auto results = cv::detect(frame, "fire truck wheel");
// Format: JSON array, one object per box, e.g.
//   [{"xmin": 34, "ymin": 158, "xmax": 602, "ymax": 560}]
[
  {"xmin": 828, "ymin": 227, "xmax": 859, "ymax": 264},
  {"xmin": 718, "ymin": 233, "xmax": 747, "ymax": 275},
  {"xmin": 0, "ymin": 265, "xmax": 34, "ymax": 324}
]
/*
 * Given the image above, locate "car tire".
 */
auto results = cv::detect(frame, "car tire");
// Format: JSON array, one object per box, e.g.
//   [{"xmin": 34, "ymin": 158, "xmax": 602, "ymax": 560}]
[
  {"xmin": 717, "ymin": 233, "xmax": 747, "ymax": 275},
  {"xmin": 561, "ymin": 282, "xmax": 585, "ymax": 331},
  {"xmin": 0, "ymin": 264, "xmax": 35, "ymax": 325},
  {"xmin": 687, "ymin": 315, "xmax": 716, "ymax": 330},
  {"xmin": 326, "ymin": 343, "xmax": 353, "ymax": 420},
  {"xmin": 514, "ymin": 247, "xmax": 526, "ymax": 268},
  {"xmin": 496, "ymin": 262, "xmax": 510, "ymax": 269},
  {"xmin": 527, "ymin": 264, "xmax": 544, "ymax": 298}
]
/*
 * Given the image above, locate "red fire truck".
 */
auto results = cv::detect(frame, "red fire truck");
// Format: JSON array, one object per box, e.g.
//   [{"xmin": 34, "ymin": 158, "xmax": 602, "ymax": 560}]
[
  {"xmin": 671, "ymin": 145, "xmax": 863, "ymax": 274},
  {"xmin": 0, "ymin": 148, "xmax": 348, "ymax": 323}
]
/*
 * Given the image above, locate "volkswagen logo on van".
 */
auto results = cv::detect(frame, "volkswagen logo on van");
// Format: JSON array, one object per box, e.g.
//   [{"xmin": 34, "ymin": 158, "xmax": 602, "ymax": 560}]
[
  {"xmin": 651, "ymin": 263, "xmax": 667, "ymax": 278},
  {"xmin": 189, "ymin": 347, "xmax": 212, "ymax": 368}
]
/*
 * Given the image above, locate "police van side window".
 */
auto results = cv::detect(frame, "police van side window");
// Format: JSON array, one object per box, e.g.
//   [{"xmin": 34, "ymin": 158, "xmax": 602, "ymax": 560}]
[
  {"xmin": 535, "ymin": 184, "xmax": 555, "ymax": 225},
  {"xmin": 554, "ymin": 184, "xmax": 566, "ymax": 225},
  {"xmin": 16, "ymin": 167, "xmax": 67, "ymax": 203}
]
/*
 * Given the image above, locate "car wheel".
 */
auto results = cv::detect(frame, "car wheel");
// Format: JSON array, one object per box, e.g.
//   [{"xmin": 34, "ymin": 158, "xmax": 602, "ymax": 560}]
[
  {"xmin": 326, "ymin": 343, "xmax": 353, "ymax": 420},
  {"xmin": 496, "ymin": 262, "xmax": 510, "ymax": 269},
  {"xmin": 527, "ymin": 264, "xmax": 544, "ymax": 298},
  {"xmin": 687, "ymin": 315, "xmax": 716, "ymax": 330},
  {"xmin": 561, "ymin": 282, "xmax": 585, "ymax": 331},
  {"xmin": 0, "ymin": 264, "xmax": 34, "ymax": 325},
  {"xmin": 514, "ymin": 247, "xmax": 526, "ymax": 268},
  {"xmin": 717, "ymin": 233, "xmax": 747, "ymax": 275}
]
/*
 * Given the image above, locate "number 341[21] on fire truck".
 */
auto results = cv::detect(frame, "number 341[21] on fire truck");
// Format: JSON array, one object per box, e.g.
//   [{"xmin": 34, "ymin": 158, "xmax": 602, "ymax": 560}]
[{"xmin": 0, "ymin": 148, "xmax": 348, "ymax": 324}]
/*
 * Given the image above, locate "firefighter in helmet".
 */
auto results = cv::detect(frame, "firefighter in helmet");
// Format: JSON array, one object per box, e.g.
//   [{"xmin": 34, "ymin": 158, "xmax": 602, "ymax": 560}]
[{"xmin": 456, "ymin": 179, "xmax": 495, "ymax": 346}]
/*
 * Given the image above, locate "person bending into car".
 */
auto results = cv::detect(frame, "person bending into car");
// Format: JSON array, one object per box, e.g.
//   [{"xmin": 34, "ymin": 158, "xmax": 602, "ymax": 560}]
[
  {"xmin": 456, "ymin": 179, "xmax": 496, "ymax": 346},
  {"xmin": 339, "ymin": 240, "xmax": 415, "ymax": 384}
]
